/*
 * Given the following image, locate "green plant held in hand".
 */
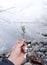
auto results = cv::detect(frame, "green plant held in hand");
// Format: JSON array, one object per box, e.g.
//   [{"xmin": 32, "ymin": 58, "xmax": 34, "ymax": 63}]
[{"xmin": 21, "ymin": 25, "xmax": 26, "ymax": 39}]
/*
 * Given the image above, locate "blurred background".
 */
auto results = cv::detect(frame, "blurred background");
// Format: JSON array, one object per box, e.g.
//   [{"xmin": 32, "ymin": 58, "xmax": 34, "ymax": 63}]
[{"xmin": 0, "ymin": 0, "xmax": 47, "ymax": 54}]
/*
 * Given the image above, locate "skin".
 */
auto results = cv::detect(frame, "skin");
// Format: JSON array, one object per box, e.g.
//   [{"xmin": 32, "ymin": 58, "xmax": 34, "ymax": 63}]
[{"xmin": 8, "ymin": 39, "xmax": 26, "ymax": 65}]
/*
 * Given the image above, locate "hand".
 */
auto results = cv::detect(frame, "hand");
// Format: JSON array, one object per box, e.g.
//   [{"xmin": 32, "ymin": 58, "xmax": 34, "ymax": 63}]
[{"xmin": 8, "ymin": 39, "xmax": 26, "ymax": 65}]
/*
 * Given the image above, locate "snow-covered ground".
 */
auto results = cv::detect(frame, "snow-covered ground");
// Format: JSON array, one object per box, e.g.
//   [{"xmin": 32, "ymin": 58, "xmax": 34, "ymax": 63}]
[{"xmin": 0, "ymin": 0, "xmax": 47, "ymax": 54}]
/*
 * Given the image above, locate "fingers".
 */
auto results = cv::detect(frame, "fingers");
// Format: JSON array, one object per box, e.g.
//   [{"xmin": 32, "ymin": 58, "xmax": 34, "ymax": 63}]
[
  {"xmin": 21, "ymin": 46, "xmax": 26, "ymax": 53},
  {"xmin": 11, "ymin": 39, "xmax": 26, "ymax": 51},
  {"xmin": 11, "ymin": 43, "xmax": 18, "ymax": 51},
  {"xmin": 17, "ymin": 39, "xmax": 26, "ymax": 47}
]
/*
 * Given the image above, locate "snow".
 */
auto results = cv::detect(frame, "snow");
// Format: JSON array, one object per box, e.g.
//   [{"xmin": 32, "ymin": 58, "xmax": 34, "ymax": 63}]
[{"xmin": 0, "ymin": 0, "xmax": 47, "ymax": 54}]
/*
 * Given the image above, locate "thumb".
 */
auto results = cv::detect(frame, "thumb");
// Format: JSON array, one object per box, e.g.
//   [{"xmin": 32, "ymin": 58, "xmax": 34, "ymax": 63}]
[{"xmin": 17, "ymin": 39, "xmax": 26, "ymax": 47}]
